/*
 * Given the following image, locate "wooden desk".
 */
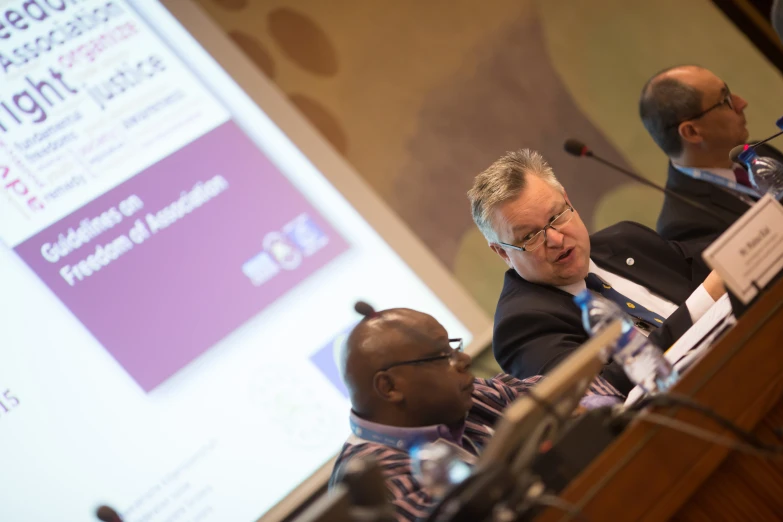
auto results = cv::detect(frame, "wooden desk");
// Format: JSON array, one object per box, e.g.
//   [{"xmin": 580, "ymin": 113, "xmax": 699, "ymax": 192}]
[{"xmin": 537, "ymin": 277, "xmax": 783, "ymax": 521}]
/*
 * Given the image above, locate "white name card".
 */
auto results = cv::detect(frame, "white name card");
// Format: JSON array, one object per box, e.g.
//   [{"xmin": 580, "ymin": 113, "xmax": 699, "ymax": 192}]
[{"xmin": 703, "ymin": 193, "xmax": 783, "ymax": 304}]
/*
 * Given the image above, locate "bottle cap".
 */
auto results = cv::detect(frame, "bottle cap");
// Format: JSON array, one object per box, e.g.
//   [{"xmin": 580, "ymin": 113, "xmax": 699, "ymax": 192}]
[
  {"xmin": 573, "ymin": 289, "xmax": 593, "ymax": 307},
  {"xmin": 738, "ymin": 146, "xmax": 758, "ymax": 164}
]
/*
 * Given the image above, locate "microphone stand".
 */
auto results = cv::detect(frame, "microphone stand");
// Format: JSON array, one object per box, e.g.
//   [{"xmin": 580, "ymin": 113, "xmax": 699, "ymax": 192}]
[{"xmin": 586, "ymin": 154, "xmax": 732, "ymax": 225}]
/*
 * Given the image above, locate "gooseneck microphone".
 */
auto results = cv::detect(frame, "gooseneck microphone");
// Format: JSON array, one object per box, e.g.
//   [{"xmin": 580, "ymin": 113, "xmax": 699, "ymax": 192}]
[
  {"xmin": 354, "ymin": 300, "xmax": 378, "ymax": 318},
  {"xmin": 729, "ymin": 131, "xmax": 783, "ymax": 165},
  {"xmin": 748, "ymin": 130, "xmax": 783, "ymax": 149},
  {"xmin": 563, "ymin": 139, "xmax": 732, "ymax": 225},
  {"xmin": 729, "ymin": 145, "xmax": 747, "ymax": 165},
  {"xmin": 96, "ymin": 505, "xmax": 123, "ymax": 522}
]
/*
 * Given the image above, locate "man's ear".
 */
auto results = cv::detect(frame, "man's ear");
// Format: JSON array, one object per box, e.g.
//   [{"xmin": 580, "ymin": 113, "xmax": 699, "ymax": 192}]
[
  {"xmin": 373, "ymin": 372, "xmax": 404, "ymax": 404},
  {"xmin": 678, "ymin": 121, "xmax": 702, "ymax": 145},
  {"xmin": 564, "ymin": 189, "xmax": 572, "ymax": 206},
  {"xmin": 489, "ymin": 242, "xmax": 513, "ymax": 268}
]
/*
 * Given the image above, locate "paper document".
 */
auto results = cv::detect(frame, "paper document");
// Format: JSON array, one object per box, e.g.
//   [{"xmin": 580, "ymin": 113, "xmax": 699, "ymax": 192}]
[{"xmin": 624, "ymin": 294, "xmax": 734, "ymax": 405}]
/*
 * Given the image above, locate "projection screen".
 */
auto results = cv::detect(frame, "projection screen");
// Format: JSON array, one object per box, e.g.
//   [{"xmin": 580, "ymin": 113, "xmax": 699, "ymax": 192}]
[{"xmin": 0, "ymin": 0, "xmax": 492, "ymax": 520}]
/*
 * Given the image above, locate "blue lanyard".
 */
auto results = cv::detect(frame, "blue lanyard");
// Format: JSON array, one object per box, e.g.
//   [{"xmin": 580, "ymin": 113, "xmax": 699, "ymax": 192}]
[
  {"xmin": 350, "ymin": 416, "xmax": 418, "ymax": 449},
  {"xmin": 672, "ymin": 164, "xmax": 760, "ymax": 198},
  {"xmin": 349, "ymin": 417, "xmax": 481, "ymax": 463},
  {"xmin": 349, "ymin": 416, "xmax": 481, "ymax": 456}
]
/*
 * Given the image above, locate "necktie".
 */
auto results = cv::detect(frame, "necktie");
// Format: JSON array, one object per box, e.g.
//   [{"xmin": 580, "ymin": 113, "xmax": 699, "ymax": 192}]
[
  {"xmin": 733, "ymin": 166, "xmax": 752, "ymax": 188},
  {"xmin": 585, "ymin": 273, "xmax": 665, "ymax": 328}
]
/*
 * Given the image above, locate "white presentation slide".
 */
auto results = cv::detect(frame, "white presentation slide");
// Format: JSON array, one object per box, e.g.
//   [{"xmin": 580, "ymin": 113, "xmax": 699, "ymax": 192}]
[{"xmin": 0, "ymin": 1, "xmax": 478, "ymax": 520}]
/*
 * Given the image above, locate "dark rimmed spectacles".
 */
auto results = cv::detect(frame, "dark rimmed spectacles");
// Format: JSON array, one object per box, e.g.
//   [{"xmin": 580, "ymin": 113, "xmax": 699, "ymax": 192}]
[
  {"xmin": 497, "ymin": 203, "xmax": 574, "ymax": 253},
  {"xmin": 667, "ymin": 84, "xmax": 734, "ymax": 129},
  {"xmin": 377, "ymin": 338, "xmax": 464, "ymax": 371}
]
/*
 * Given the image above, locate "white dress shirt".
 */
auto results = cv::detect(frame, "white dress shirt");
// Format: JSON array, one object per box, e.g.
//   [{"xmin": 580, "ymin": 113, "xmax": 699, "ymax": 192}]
[{"xmin": 558, "ymin": 259, "xmax": 715, "ymax": 329}]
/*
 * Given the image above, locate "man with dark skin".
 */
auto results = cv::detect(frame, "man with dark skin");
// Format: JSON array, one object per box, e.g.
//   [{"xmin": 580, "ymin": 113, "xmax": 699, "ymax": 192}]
[
  {"xmin": 329, "ymin": 303, "xmax": 621, "ymax": 521},
  {"xmin": 341, "ymin": 306, "xmax": 476, "ymax": 430}
]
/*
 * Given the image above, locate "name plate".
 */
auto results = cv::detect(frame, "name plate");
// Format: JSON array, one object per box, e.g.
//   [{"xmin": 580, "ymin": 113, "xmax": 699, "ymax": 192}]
[{"xmin": 703, "ymin": 193, "xmax": 783, "ymax": 304}]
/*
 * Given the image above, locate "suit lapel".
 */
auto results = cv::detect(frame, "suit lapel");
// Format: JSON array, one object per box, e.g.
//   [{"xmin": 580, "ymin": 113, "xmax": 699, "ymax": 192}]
[
  {"xmin": 668, "ymin": 163, "xmax": 749, "ymax": 219},
  {"xmin": 706, "ymin": 182, "xmax": 752, "ymax": 217},
  {"xmin": 509, "ymin": 270, "xmax": 582, "ymax": 315},
  {"xmin": 590, "ymin": 246, "xmax": 685, "ymax": 304}
]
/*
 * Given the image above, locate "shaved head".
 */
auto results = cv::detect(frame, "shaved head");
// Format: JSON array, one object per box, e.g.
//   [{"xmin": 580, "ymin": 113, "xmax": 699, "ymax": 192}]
[
  {"xmin": 340, "ymin": 306, "xmax": 474, "ymax": 427},
  {"xmin": 342, "ymin": 308, "xmax": 439, "ymax": 413}
]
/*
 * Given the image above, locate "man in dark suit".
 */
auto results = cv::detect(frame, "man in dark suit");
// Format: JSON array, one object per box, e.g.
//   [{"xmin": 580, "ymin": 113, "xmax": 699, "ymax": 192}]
[
  {"xmin": 467, "ymin": 149, "xmax": 726, "ymax": 395},
  {"xmin": 639, "ymin": 65, "xmax": 783, "ymax": 243}
]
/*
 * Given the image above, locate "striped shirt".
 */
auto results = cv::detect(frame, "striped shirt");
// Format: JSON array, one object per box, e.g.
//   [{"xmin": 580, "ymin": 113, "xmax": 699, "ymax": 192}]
[{"xmin": 329, "ymin": 373, "xmax": 622, "ymax": 521}]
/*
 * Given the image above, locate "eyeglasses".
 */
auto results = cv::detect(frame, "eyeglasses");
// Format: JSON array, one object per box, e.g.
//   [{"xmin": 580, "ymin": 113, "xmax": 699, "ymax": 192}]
[
  {"xmin": 497, "ymin": 203, "xmax": 574, "ymax": 253},
  {"xmin": 377, "ymin": 338, "xmax": 464, "ymax": 371},
  {"xmin": 667, "ymin": 84, "xmax": 734, "ymax": 129}
]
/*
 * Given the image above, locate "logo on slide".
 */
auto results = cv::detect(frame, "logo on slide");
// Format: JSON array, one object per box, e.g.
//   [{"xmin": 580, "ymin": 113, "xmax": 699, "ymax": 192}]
[
  {"xmin": 242, "ymin": 213, "xmax": 331, "ymax": 286},
  {"xmin": 284, "ymin": 213, "xmax": 329, "ymax": 256},
  {"xmin": 241, "ymin": 252, "xmax": 280, "ymax": 286},
  {"xmin": 263, "ymin": 232, "xmax": 302, "ymax": 270}
]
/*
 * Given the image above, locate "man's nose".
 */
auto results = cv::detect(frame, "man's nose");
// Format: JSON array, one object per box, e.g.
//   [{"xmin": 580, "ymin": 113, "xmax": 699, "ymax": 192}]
[
  {"xmin": 733, "ymin": 93, "xmax": 748, "ymax": 113},
  {"xmin": 452, "ymin": 351, "xmax": 472, "ymax": 371},
  {"xmin": 545, "ymin": 226, "xmax": 565, "ymax": 248}
]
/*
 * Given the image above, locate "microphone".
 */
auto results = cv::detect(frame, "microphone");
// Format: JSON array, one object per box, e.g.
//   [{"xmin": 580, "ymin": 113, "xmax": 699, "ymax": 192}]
[
  {"xmin": 750, "ymin": 130, "xmax": 783, "ymax": 148},
  {"xmin": 729, "ymin": 127, "xmax": 783, "ymax": 165},
  {"xmin": 354, "ymin": 300, "xmax": 378, "ymax": 318},
  {"xmin": 338, "ymin": 455, "xmax": 390, "ymax": 508},
  {"xmin": 563, "ymin": 139, "xmax": 732, "ymax": 225},
  {"xmin": 729, "ymin": 134, "xmax": 783, "ymax": 166},
  {"xmin": 729, "ymin": 144, "xmax": 747, "ymax": 165},
  {"xmin": 96, "ymin": 505, "xmax": 123, "ymax": 522}
]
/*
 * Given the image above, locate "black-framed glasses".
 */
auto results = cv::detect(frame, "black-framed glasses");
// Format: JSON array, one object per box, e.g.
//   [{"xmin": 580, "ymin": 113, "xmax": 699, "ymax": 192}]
[
  {"xmin": 667, "ymin": 84, "xmax": 734, "ymax": 129},
  {"xmin": 497, "ymin": 203, "xmax": 574, "ymax": 253},
  {"xmin": 377, "ymin": 338, "xmax": 464, "ymax": 371}
]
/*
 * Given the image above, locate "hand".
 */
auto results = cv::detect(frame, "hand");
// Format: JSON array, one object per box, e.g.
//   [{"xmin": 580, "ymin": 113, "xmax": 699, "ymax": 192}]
[{"xmin": 703, "ymin": 270, "xmax": 727, "ymax": 301}]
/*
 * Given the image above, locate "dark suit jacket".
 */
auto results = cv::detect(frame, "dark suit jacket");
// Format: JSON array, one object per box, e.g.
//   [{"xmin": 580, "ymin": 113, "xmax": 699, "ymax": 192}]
[
  {"xmin": 656, "ymin": 143, "xmax": 783, "ymax": 243},
  {"xmin": 492, "ymin": 221, "xmax": 714, "ymax": 396}
]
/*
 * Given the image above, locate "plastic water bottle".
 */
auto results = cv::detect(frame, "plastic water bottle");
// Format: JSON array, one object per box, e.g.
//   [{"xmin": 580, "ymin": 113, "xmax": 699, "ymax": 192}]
[
  {"xmin": 573, "ymin": 290, "xmax": 678, "ymax": 394},
  {"xmin": 737, "ymin": 147, "xmax": 783, "ymax": 199},
  {"xmin": 409, "ymin": 441, "xmax": 472, "ymax": 497}
]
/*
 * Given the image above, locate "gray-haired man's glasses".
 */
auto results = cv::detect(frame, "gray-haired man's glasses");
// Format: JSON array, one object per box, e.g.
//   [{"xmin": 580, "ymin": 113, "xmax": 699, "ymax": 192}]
[{"xmin": 497, "ymin": 204, "xmax": 574, "ymax": 253}]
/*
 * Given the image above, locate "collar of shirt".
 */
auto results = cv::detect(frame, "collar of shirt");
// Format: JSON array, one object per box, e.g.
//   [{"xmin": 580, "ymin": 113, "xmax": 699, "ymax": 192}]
[
  {"xmin": 349, "ymin": 411, "xmax": 466, "ymax": 450},
  {"xmin": 556, "ymin": 259, "xmax": 678, "ymax": 320},
  {"xmin": 555, "ymin": 259, "xmax": 595, "ymax": 296}
]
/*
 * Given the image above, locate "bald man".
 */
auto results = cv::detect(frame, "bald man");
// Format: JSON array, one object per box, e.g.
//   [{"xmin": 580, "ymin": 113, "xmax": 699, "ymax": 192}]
[
  {"xmin": 639, "ymin": 65, "xmax": 783, "ymax": 243},
  {"xmin": 329, "ymin": 305, "xmax": 622, "ymax": 521}
]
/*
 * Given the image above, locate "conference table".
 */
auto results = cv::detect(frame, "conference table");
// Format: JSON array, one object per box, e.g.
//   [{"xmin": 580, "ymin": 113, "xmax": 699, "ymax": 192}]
[{"xmin": 535, "ymin": 276, "xmax": 783, "ymax": 521}]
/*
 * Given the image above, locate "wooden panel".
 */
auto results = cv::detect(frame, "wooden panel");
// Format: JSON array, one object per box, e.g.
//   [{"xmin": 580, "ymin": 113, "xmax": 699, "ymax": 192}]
[
  {"xmin": 536, "ymin": 277, "xmax": 783, "ymax": 522},
  {"xmin": 672, "ymin": 396, "xmax": 783, "ymax": 521}
]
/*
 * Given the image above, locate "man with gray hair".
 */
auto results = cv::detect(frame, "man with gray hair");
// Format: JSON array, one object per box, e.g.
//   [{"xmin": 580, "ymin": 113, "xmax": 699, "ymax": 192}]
[{"xmin": 468, "ymin": 149, "xmax": 726, "ymax": 394}]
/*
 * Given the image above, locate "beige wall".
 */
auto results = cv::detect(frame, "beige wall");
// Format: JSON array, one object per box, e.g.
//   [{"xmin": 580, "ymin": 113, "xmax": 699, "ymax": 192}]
[{"xmin": 197, "ymin": 0, "xmax": 783, "ymax": 322}]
